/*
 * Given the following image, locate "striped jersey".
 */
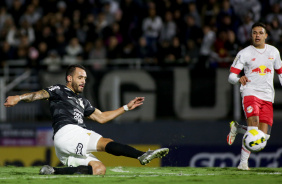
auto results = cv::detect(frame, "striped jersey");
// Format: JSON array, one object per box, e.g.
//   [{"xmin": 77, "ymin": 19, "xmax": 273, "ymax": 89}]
[{"xmin": 230, "ymin": 44, "xmax": 282, "ymax": 102}]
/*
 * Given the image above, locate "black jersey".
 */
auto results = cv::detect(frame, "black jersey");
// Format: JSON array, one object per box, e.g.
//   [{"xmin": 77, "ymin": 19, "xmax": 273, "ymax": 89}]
[{"xmin": 44, "ymin": 84, "xmax": 95, "ymax": 135}]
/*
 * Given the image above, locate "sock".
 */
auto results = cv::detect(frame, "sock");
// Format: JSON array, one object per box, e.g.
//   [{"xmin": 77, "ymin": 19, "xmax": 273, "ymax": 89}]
[
  {"xmin": 237, "ymin": 124, "xmax": 247, "ymax": 134},
  {"xmin": 240, "ymin": 136, "xmax": 251, "ymax": 164},
  {"xmin": 264, "ymin": 133, "xmax": 270, "ymax": 141},
  {"xmin": 54, "ymin": 166, "xmax": 92, "ymax": 175},
  {"xmin": 105, "ymin": 142, "xmax": 145, "ymax": 159}
]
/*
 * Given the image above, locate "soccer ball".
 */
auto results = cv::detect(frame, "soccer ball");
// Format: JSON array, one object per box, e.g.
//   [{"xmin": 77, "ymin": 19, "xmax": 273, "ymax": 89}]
[{"xmin": 243, "ymin": 129, "xmax": 267, "ymax": 152}]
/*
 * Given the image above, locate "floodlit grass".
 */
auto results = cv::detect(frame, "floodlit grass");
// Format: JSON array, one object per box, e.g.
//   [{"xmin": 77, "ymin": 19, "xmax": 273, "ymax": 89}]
[{"xmin": 0, "ymin": 166, "xmax": 282, "ymax": 184}]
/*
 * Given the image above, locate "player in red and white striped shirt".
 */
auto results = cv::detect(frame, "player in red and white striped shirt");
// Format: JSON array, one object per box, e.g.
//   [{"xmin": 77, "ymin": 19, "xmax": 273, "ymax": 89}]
[{"xmin": 227, "ymin": 22, "xmax": 282, "ymax": 170}]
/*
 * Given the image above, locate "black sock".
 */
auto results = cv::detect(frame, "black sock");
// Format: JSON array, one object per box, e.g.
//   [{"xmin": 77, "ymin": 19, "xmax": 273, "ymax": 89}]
[
  {"xmin": 105, "ymin": 142, "xmax": 145, "ymax": 158},
  {"xmin": 54, "ymin": 166, "xmax": 93, "ymax": 175}
]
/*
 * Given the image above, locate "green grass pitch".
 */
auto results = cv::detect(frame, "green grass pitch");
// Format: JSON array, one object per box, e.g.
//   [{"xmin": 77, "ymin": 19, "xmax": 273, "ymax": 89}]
[{"xmin": 1, "ymin": 166, "xmax": 282, "ymax": 184}]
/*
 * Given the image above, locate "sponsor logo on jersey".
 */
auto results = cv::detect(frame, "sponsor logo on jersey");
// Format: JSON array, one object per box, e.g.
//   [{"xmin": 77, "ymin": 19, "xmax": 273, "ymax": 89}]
[
  {"xmin": 48, "ymin": 85, "xmax": 60, "ymax": 91},
  {"xmin": 251, "ymin": 65, "xmax": 272, "ymax": 75},
  {"xmin": 247, "ymin": 106, "xmax": 253, "ymax": 113},
  {"xmin": 251, "ymin": 58, "xmax": 256, "ymax": 61}
]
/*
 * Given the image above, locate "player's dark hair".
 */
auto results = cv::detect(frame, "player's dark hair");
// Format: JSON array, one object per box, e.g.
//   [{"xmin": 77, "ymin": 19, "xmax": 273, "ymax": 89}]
[
  {"xmin": 65, "ymin": 64, "xmax": 86, "ymax": 83},
  {"xmin": 252, "ymin": 22, "xmax": 267, "ymax": 33}
]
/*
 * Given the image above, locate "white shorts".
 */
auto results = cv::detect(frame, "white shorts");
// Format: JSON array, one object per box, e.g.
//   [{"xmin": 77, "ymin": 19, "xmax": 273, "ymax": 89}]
[{"xmin": 54, "ymin": 124, "xmax": 102, "ymax": 167}]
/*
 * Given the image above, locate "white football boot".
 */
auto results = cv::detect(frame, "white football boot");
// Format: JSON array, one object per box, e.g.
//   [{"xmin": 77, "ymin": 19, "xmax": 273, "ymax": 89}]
[
  {"xmin": 237, "ymin": 162, "xmax": 250, "ymax": 170},
  {"xmin": 138, "ymin": 148, "xmax": 169, "ymax": 165},
  {"xmin": 39, "ymin": 165, "xmax": 55, "ymax": 175},
  {"xmin": 227, "ymin": 121, "xmax": 239, "ymax": 145}
]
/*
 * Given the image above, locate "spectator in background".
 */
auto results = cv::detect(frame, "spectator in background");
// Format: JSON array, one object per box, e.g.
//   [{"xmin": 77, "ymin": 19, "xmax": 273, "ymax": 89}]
[
  {"xmin": 0, "ymin": 41, "xmax": 15, "ymax": 64},
  {"xmin": 89, "ymin": 38, "xmax": 106, "ymax": 60},
  {"xmin": 186, "ymin": 2, "xmax": 201, "ymax": 27},
  {"xmin": 119, "ymin": 0, "xmax": 142, "ymax": 44},
  {"xmin": 84, "ymin": 14, "xmax": 98, "ymax": 43},
  {"xmin": 136, "ymin": 36, "xmax": 154, "ymax": 64},
  {"xmin": 198, "ymin": 25, "xmax": 216, "ymax": 69},
  {"xmin": 104, "ymin": 22, "xmax": 123, "ymax": 46},
  {"xmin": 106, "ymin": 36, "xmax": 121, "ymax": 60},
  {"xmin": 43, "ymin": 50, "xmax": 61, "ymax": 72},
  {"xmin": 182, "ymin": 14, "xmax": 202, "ymax": 47},
  {"xmin": 0, "ymin": 7, "xmax": 12, "ymax": 31},
  {"xmin": 225, "ymin": 30, "xmax": 239, "ymax": 58},
  {"xmin": 8, "ymin": 0, "xmax": 25, "ymax": 27},
  {"xmin": 142, "ymin": 7, "xmax": 163, "ymax": 54},
  {"xmin": 19, "ymin": 4, "xmax": 41, "ymax": 26},
  {"xmin": 237, "ymin": 12, "xmax": 254, "ymax": 46},
  {"xmin": 63, "ymin": 37, "xmax": 83, "ymax": 65},
  {"xmin": 159, "ymin": 11, "xmax": 176, "ymax": 43},
  {"xmin": 95, "ymin": 12, "xmax": 108, "ymax": 37},
  {"xmin": 35, "ymin": 26, "xmax": 55, "ymax": 49},
  {"xmin": 183, "ymin": 39, "xmax": 199, "ymax": 67},
  {"xmin": 6, "ymin": 20, "xmax": 35, "ymax": 48},
  {"xmin": 230, "ymin": 0, "xmax": 261, "ymax": 22},
  {"xmin": 165, "ymin": 36, "xmax": 183, "ymax": 65},
  {"xmin": 267, "ymin": 18, "xmax": 282, "ymax": 46},
  {"xmin": 200, "ymin": 0, "xmax": 220, "ymax": 27},
  {"xmin": 265, "ymin": 3, "xmax": 282, "ymax": 26},
  {"xmin": 54, "ymin": 34, "xmax": 67, "ymax": 57},
  {"xmin": 36, "ymin": 41, "xmax": 48, "ymax": 62}
]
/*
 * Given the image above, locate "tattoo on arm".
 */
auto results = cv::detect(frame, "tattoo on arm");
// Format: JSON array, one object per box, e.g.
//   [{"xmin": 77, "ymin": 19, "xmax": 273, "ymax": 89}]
[{"xmin": 19, "ymin": 90, "xmax": 49, "ymax": 102}]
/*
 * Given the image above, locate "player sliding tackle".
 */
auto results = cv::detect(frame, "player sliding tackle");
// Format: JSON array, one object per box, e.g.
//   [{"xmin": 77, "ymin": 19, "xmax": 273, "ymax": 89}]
[
  {"xmin": 4, "ymin": 64, "xmax": 169, "ymax": 175},
  {"xmin": 227, "ymin": 22, "xmax": 282, "ymax": 170}
]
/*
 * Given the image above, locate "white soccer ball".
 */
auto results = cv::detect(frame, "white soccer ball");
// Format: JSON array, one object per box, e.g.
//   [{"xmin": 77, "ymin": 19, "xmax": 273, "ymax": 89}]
[{"xmin": 243, "ymin": 129, "xmax": 267, "ymax": 152}]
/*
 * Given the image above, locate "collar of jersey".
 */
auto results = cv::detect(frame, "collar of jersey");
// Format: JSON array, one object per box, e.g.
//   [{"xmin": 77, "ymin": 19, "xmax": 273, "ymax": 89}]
[{"xmin": 65, "ymin": 85, "xmax": 79, "ymax": 95}]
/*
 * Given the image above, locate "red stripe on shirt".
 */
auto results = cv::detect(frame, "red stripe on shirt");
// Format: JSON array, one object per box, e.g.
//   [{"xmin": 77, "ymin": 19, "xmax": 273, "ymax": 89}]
[
  {"xmin": 230, "ymin": 67, "xmax": 241, "ymax": 74},
  {"xmin": 275, "ymin": 67, "xmax": 282, "ymax": 74}
]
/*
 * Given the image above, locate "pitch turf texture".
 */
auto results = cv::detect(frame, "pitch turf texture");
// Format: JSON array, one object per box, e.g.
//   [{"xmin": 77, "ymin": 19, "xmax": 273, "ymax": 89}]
[{"xmin": 1, "ymin": 166, "xmax": 282, "ymax": 184}]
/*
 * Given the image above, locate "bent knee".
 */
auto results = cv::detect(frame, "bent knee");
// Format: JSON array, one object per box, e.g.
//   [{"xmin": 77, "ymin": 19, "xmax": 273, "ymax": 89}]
[{"xmin": 89, "ymin": 161, "xmax": 106, "ymax": 175}]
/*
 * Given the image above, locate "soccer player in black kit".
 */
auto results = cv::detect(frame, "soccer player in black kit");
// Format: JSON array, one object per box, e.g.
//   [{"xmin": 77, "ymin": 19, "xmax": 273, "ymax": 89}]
[{"xmin": 4, "ymin": 64, "xmax": 169, "ymax": 175}]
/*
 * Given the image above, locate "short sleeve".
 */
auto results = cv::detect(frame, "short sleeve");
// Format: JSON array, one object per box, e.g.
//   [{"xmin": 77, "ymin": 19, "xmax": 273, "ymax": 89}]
[
  {"xmin": 230, "ymin": 52, "xmax": 245, "ymax": 74},
  {"xmin": 44, "ymin": 85, "xmax": 61, "ymax": 100},
  {"xmin": 84, "ymin": 99, "xmax": 95, "ymax": 117},
  {"xmin": 274, "ymin": 49, "xmax": 282, "ymax": 74}
]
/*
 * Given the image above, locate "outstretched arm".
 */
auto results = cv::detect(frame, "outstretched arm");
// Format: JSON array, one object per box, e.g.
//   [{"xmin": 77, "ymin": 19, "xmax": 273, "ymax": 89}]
[
  {"xmin": 4, "ymin": 90, "xmax": 50, "ymax": 107},
  {"xmin": 88, "ymin": 97, "xmax": 145, "ymax": 124}
]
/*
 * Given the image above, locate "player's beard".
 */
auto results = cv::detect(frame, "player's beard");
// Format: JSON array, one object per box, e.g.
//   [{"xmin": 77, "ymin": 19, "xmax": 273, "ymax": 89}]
[{"xmin": 72, "ymin": 82, "xmax": 84, "ymax": 93}]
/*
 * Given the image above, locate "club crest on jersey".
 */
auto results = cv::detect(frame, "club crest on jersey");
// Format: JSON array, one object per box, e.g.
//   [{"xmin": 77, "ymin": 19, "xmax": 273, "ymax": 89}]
[
  {"xmin": 268, "ymin": 56, "xmax": 274, "ymax": 60},
  {"xmin": 247, "ymin": 106, "xmax": 253, "ymax": 113},
  {"xmin": 251, "ymin": 65, "xmax": 272, "ymax": 75}
]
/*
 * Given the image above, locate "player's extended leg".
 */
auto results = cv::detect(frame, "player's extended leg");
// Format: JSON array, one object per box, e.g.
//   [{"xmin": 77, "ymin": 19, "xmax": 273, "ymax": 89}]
[
  {"xmin": 95, "ymin": 137, "xmax": 169, "ymax": 165},
  {"xmin": 237, "ymin": 116, "xmax": 259, "ymax": 170},
  {"xmin": 227, "ymin": 121, "xmax": 247, "ymax": 145},
  {"xmin": 40, "ymin": 165, "xmax": 93, "ymax": 175}
]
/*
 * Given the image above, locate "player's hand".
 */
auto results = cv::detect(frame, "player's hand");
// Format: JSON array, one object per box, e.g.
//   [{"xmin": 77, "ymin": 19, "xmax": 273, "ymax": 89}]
[
  {"xmin": 4, "ymin": 95, "xmax": 20, "ymax": 107},
  {"xmin": 127, "ymin": 97, "xmax": 145, "ymax": 110},
  {"xmin": 239, "ymin": 76, "xmax": 251, "ymax": 86}
]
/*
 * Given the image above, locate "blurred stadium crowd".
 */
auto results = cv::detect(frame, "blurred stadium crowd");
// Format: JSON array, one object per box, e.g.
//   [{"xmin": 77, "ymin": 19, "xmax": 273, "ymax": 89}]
[{"xmin": 0, "ymin": 0, "xmax": 282, "ymax": 70}]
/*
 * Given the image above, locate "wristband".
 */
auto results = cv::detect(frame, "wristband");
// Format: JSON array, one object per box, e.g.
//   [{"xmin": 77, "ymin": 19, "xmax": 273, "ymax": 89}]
[{"xmin": 123, "ymin": 105, "xmax": 129, "ymax": 111}]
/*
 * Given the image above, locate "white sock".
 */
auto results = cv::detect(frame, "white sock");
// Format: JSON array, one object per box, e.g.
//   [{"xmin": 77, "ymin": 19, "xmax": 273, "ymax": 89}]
[
  {"xmin": 264, "ymin": 133, "xmax": 270, "ymax": 141},
  {"xmin": 240, "ymin": 138, "xmax": 251, "ymax": 164}
]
